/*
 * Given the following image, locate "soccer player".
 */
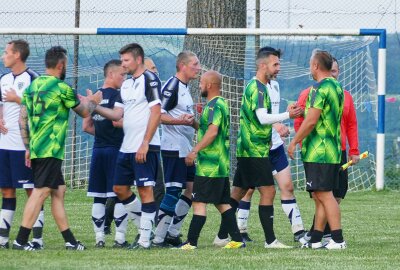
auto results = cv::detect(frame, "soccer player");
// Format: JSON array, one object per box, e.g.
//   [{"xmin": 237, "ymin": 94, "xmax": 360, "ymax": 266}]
[
  {"xmin": 234, "ymin": 77, "xmax": 306, "ymax": 242},
  {"xmin": 0, "ymin": 39, "xmax": 44, "ymax": 249},
  {"xmin": 152, "ymin": 51, "xmax": 200, "ymax": 247},
  {"xmin": 288, "ymin": 49, "xmax": 346, "ymax": 249},
  {"xmin": 14, "ymin": 45, "xmax": 102, "ymax": 251},
  {"xmin": 83, "ymin": 59, "xmax": 129, "ymax": 248},
  {"xmin": 180, "ymin": 70, "xmax": 244, "ymax": 250},
  {"xmin": 93, "ymin": 43, "xmax": 162, "ymax": 249},
  {"xmin": 215, "ymin": 46, "xmax": 302, "ymax": 249},
  {"xmin": 294, "ymin": 57, "xmax": 359, "ymax": 242}
]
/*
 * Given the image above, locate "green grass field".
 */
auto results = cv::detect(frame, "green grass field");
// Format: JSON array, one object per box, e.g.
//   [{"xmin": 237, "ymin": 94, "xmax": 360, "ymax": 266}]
[{"xmin": 1, "ymin": 189, "xmax": 399, "ymax": 270}]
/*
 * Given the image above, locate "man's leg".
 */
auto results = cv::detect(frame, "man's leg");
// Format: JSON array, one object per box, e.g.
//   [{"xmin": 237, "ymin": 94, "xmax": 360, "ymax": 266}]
[
  {"xmin": 113, "ymin": 199, "xmax": 129, "ymax": 247},
  {"xmin": 104, "ymin": 197, "xmax": 116, "ymax": 235},
  {"xmin": 236, "ymin": 188, "xmax": 254, "ymax": 241},
  {"xmin": 134, "ymin": 186, "xmax": 156, "ymax": 249},
  {"xmin": 184, "ymin": 202, "xmax": 207, "ymax": 248},
  {"xmin": 0, "ymin": 188, "xmax": 16, "ymax": 248},
  {"xmin": 216, "ymin": 204, "xmax": 243, "ymax": 247},
  {"xmin": 92, "ymin": 197, "xmax": 107, "ymax": 247},
  {"xmin": 275, "ymin": 166, "xmax": 306, "ymax": 239},
  {"xmin": 168, "ymin": 182, "xmax": 192, "ymax": 238},
  {"xmin": 14, "ymin": 187, "xmax": 51, "ymax": 248},
  {"xmin": 25, "ymin": 188, "xmax": 45, "ymax": 248},
  {"xmin": 114, "ymin": 185, "xmax": 142, "ymax": 230}
]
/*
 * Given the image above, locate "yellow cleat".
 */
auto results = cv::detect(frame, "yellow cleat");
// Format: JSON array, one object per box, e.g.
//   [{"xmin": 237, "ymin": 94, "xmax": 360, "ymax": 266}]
[
  {"xmin": 179, "ymin": 242, "xmax": 197, "ymax": 250},
  {"xmin": 223, "ymin": 241, "xmax": 246, "ymax": 249}
]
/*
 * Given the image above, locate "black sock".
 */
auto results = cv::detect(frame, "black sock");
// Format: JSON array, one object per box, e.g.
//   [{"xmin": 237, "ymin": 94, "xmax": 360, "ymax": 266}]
[
  {"xmin": 187, "ymin": 215, "xmax": 206, "ymax": 247},
  {"xmin": 222, "ymin": 208, "xmax": 242, "ymax": 242},
  {"xmin": 104, "ymin": 197, "xmax": 116, "ymax": 228},
  {"xmin": 310, "ymin": 215, "xmax": 315, "ymax": 232},
  {"xmin": 61, "ymin": 229, "xmax": 77, "ymax": 245},
  {"xmin": 331, "ymin": 229, "xmax": 344, "ymax": 243},
  {"xmin": 310, "ymin": 230, "xmax": 323, "ymax": 243},
  {"xmin": 324, "ymin": 222, "xmax": 331, "ymax": 235},
  {"xmin": 259, "ymin": 205, "xmax": 275, "ymax": 244},
  {"xmin": 15, "ymin": 226, "xmax": 31, "ymax": 245},
  {"xmin": 217, "ymin": 198, "xmax": 238, "ymax": 239}
]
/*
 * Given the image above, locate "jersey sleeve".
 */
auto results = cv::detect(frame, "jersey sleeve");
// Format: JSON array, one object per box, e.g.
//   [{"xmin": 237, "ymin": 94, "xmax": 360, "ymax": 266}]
[
  {"xmin": 60, "ymin": 82, "xmax": 80, "ymax": 109},
  {"xmin": 208, "ymin": 101, "xmax": 223, "ymax": 127},
  {"xmin": 345, "ymin": 92, "xmax": 359, "ymax": 155},
  {"xmin": 161, "ymin": 78, "xmax": 178, "ymax": 112},
  {"xmin": 144, "ymin": 71, "xmax": 161, "ymax": 107}
]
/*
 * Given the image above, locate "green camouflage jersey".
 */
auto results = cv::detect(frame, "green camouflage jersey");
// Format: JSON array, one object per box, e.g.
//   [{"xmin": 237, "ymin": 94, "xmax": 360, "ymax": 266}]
[
  {"xmin": 236, "ymin": 79, "xmax": 272, "ymax": 158},
  {"xmin": 196, "ymin": 96, "xmax": 230, "ymax": 178},
  {"xmin": 22, "ymin": 75, "xmax": 80, "ymax": 160},
  {"xmin": 302, "ymin": 77, "xmax": 344, "ymax": 163}
]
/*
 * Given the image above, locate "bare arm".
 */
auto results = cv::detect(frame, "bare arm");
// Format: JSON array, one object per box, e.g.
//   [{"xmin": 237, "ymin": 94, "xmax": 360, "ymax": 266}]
[
  {"xmin": 82, "ymin": 115, "xmax": 95, "ymax": 135},
  {"xmin": 135, "ymin": 104, "xmax": 161, "ymax": 163},
  {"xmin": 73, "ymin": 90, "xmax": 103, "ymax": 118},
  {"xmin": 0, "ymin": 103, "xmax": 7, "ymax": 134},
  {"xmin": 94, "ymin": 105, "xmax": 124, "ymax": 121},
  {"xmin": 185, "ymin": 124, "xmax": 218, "ymax": 166},
  {"xmin": 19, "ymin": 105, "xmax": 31, "ymax": 168},
  {"xmin": 288, "ymin": 107, "xmax": 321, "ymax": 159}
]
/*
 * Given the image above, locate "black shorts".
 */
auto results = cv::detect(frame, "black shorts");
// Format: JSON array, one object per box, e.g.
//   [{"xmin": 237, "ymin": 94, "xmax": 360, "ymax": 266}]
[
  {"xmin": 31, "ymin": 158, "xmax": 65, "ymax": 189},
  {"xmin": 233, "ymin": 157, "xmax": 274, "ymax": 189},
  {"xmin": 192, "ymin": 176, "xmax": 230, "ymax": 204},
  {"xmin": 334, "ymin": 150, "xmax": 348, "ymax": 199},
  {"xmin": 303, "ymin": 162, "xmax": 340, "ymax": 192}
]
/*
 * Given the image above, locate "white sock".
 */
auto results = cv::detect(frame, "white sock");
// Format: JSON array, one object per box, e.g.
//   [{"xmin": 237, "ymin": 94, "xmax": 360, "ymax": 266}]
[
  {"xmin": 154, "ymin": 209, "xmax": 173, "ymax": 244},
  {"xmin": 237, "ymin": 208, "xmax": 250, "ymax": 233},
  {"xmin": 0, "ymin": 209, "xmax": 15, "ymax": 245},
  {"xmin": 281, "ymin": 199, "xmax": 305, "ymax": 234},
  {"xmin": 32, "ymin": 210, "xmax": 44, "ymax": 245},
  {"xmin": 123, "ymin": 197, "xmax": 142, "ymax": 229},
  {"xmin": 138, "ymin": 211, "xmax": 156, "ymax": 248},
  {"xmin": 168, "ymin": 197, "xmax": 191, "ymax": 237},
  {"xmin": 92, "ymin": 203, "xmax": 106, "ymax": 243},
  {"xmin": 114, "ymin": 203, "xmax": 128, "ymax": 244}
]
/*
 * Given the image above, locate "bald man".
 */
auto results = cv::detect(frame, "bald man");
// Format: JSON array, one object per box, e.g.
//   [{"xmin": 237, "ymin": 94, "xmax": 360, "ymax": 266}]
[{"xmin": 179, "ymin": 70, "xmax": 244, "ymax": 250}]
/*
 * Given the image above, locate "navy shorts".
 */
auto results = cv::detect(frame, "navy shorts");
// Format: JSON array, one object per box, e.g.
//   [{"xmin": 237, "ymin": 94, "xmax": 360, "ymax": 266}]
[
  {"xmin": 113, "ymin": 151, "xmax": 160, "ymax": 187},
  {"xmin": 269, "ymin": 144, "xmax": 289, "ymax": 175},
  {"xmin": 162, "ymin": 150, "xmax": 195, "ymax": 189},
  {"xmin": 0, "ymin": 149, "xmax": 33, "ymax": 189},
  {"xmin": 87, "ymin": 147, "xmax": 119, "ymax": 198}
]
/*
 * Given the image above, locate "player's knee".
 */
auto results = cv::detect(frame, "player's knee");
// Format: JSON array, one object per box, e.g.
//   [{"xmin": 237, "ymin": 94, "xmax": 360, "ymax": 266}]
[
  {"xmin": 1, "ymin": 188, "xmax": 16, "ymax": 198},
  {"xmin": 160, "ymin": 187, "xmax": 182, "ymax": 214},
  {"xmin": 113, "ymin": 185, "xmax": 126, "ymax": 197}
]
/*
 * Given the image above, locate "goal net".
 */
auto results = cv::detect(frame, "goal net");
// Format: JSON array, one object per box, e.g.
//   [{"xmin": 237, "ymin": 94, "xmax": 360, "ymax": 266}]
[{"xmin": 0, "ymin": 31, "xmax": 379, "ymax": 190}]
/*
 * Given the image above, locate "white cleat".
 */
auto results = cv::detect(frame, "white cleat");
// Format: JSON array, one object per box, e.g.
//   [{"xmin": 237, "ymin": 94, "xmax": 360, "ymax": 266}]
[
  {"xmin": 264, "ymin": 239, "xmax": 292, "ymax": 249},
  {"xmin": 324, "ymin": 239, "xmax": 347, "ymax": 250},
  {"xmin": 300, "ymin": 241, "xmax": 326, "ymax": 249},
  {"xmin": 213, "ymin": 235, "xmax": 230, "ymax": 247}
]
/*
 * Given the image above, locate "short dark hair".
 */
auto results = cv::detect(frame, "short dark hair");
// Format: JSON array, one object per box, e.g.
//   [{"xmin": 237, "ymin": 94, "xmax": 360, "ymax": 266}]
[
  {"xmin": 45, "ymin": 46, "xmax": 67, "ymax": 69},
  {"xmin": 103, "ymin": 59, "xmax": 122, "ymax": 77},
  {"xmin": 119, "ymin": 43, "xmax": 144, "ymax": 63},
  {"xmin": 311, "ymin": 49, "xmax": 333, "ymax": 71},
  {"xmin": 256, "ymin": 46, "xmax": 281, "ymax": 66},
  {"xmin": 332, "ymin": 56, "xmax": 339, "ymax": 69},
  {"xmin": 8, "ymin": 39, "xmax": 30, "ymax": 62}
]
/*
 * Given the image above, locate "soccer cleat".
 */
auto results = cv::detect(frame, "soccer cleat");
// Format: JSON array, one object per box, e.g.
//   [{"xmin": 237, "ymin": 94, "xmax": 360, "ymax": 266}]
[
  {"xmin": 240, "ymin": 232, "xmax": 253, "ymax": 242},
  {"xmin": 65, "ymin": 241, "xmax": 86, "ymax": 251},
  {"xmin": 299, "ymin": 231, "xmax": 312, "ymax": 245},
  {"xmin": 300, "ymin": 241, "xmax": 326, "ymax": 249},
  {"xmin": 165, "ymin": 232, "xmax": 182, "ymax": 247},
  {"xmin": 213, "ymin": 235, "xmax": 231, "ymax": 247},
  {"xmin": 95, "ymin": 240, "xmax": 105, "ymax": 248},
  {"xmin": 294, "ymin": 230, "xmax": 308, "ymax": 242},
  {"xmin": 223, "ymin": 241, "xmax": 246, "ymax": 249},
  {"xmin": 29, "ymin": 241, "xmax": 44, "ymax": 250},
  {"xmin": 128, "ymin": 242, "xmax": 150, "ymax": 250},
  {"xmin": 264, "ymin": 239, "xmax": 293, "ymax": 249},
  {"xmin": 112, "ymin": 241, "xmax": 129, "ymax": 248},
  {"xmin": 178, "ymin": 242, "xmax": 197, "ymax": 250},
  {"xmin": 151, "ymin": 241, "xmax": 168, "ymax": 248},
  {"xmin": 0, "ymin": 242, "xmax": 9, "ymax": 249},
  {"xmin": 12, "ymin": 241, "xmax": 36, "ymax": 251},
  {"xmin": 323, "ymin": 239, "xmax": 347, "ymax": 250}
]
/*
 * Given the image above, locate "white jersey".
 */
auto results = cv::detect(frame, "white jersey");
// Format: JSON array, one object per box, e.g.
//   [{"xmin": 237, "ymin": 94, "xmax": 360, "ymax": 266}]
[
  {"xmin": 117, "ymin": 70, "xmax": 161, "ymax": 153},
  {"xmin": 0, "ymin": 68, "xmax": 38, "ymax": 150},
  {"xmin": 160, "ymin": 76, "xmax": 195, "ymax": 157},
  {"xmin": 266, "ymin": 80, "xmax": 284, "ymax": 150}
]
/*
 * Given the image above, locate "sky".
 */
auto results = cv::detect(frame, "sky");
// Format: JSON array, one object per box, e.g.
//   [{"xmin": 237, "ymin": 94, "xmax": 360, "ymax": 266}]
[{"xmin": 0, "ymin": 0, "xmax": 398, "ymax": 33}]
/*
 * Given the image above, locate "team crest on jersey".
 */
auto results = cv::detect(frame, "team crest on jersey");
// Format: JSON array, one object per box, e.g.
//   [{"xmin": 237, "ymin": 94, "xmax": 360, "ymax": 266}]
[
  {"xmin": 163, "ymin": 90, "xmax": 172, "ymax": 97},
  {"xmin": 18, "ymin": 82, "xmax": 24, "ymax": 90}
]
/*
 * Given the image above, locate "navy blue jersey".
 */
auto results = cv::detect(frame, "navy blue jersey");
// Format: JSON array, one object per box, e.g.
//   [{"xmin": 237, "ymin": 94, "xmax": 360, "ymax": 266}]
[{"xmin": 92, "ymin": 87, "xmax": 124, "ymax": 148}]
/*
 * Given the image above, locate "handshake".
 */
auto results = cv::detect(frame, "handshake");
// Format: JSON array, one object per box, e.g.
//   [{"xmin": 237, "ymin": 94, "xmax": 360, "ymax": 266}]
[{"xmin": 287, "ymin": 103, "xmax": 304, "ymax": 119}]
